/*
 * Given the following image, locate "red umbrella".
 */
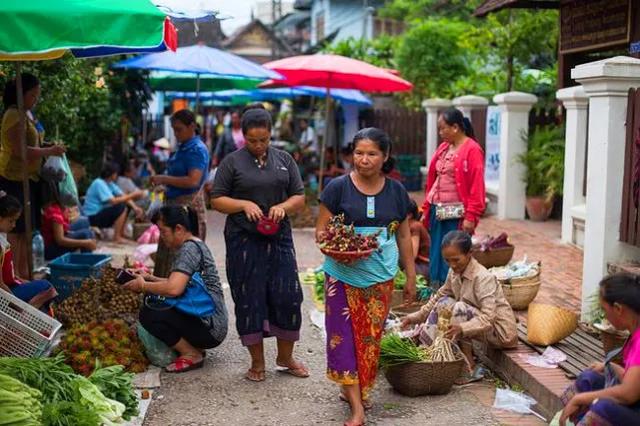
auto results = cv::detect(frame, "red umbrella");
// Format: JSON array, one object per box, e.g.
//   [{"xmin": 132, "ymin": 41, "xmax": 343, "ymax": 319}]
[
  {"xmin": 263, "ymin": 54, "xmax": 412, "ymax": 92},
  {"xmin": 263, "ymin": 54, "xmax": 413, "ymax": 190}
]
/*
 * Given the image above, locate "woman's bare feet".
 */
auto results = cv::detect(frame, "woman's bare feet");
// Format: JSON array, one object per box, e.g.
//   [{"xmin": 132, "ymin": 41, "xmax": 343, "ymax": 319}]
[{"xmin": 344, "ymin": 407, "xmax": 366, "ymax": 426}]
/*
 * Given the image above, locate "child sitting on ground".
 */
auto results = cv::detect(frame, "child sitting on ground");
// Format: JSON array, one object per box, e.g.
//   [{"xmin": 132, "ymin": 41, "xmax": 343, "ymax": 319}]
[
  {"xmin": 41, "ymin": 184, "xmax": 97, "ymax": 260},
  {"xmin": 0, "ymin": 191, "xmax": 57, "ymax": 312}
]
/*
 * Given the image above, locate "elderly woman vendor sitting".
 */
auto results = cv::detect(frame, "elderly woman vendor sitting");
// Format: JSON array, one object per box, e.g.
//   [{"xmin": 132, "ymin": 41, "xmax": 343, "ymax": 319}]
[{"xmin": 402, "ymin": 230, "xmax": 517, "ymax": 383}]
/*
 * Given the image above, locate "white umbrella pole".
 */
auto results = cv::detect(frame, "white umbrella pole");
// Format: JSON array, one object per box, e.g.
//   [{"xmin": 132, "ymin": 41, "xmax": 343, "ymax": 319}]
[
  {"xmin": 318, "ymin": 85, "xmax": 331, "ymax": 193},
  {"xmin": 15, "ymin": 63, "xmax": 33, "ymax": 278},
  {"xmin": 195, "ymin": 73, "xmax": 201, "ymax": 114}
]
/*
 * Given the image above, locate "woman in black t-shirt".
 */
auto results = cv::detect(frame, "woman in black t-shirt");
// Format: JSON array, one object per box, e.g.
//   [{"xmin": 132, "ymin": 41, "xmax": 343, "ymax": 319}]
[
  {"xmin": 316, "ymin": 128, "xmax": 416, "ymax": 426},
  {"xmin": 211, "ymin": 105, "xmax": 308, "ymax": 383}
]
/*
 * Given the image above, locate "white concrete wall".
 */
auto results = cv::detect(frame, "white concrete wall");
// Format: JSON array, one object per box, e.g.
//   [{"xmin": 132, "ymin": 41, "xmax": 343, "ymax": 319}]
[{"xmin": 573, "ymin": 56, "xmax": 640, "ymax": 317}]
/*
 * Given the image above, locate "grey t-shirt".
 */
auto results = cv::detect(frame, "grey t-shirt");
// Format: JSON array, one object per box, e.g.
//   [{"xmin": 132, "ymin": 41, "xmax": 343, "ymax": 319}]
[
  {"xmin": 172, "ymin": 239, "xmax": 228, "ymax": 343},
  {"xmin": 211, "ymin": 146, "xmax": 304, "ymax": 234}
]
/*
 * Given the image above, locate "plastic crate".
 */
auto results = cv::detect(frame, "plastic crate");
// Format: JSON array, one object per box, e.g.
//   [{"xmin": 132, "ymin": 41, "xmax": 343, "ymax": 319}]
[
  {"xmin": 396, "ymin": 155, "xmax": 422, "ymax": 176},
  {"xmin": 0, "ymin": 289, "xmax": 62, "ymax": 357},
  {"xmin": 48, "ymin": 253, "xmax": 112, "ymax": 301},
  {"xmin": 402, "ymin": 175, "xmax": 423, "ymax": 192}
]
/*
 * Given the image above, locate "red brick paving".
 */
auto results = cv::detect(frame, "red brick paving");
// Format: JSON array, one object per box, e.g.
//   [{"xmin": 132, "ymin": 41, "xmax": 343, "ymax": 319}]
[
  {"xmin": 476, "ymin": 216, "xmax": 583, "ymax": 314},
  {"xmin": 410, "ymin": 190, "xmax": 583, "ymax": 314}
]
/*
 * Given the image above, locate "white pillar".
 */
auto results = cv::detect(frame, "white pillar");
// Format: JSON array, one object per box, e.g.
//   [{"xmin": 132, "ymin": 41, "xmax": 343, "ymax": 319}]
[
  {"xmin": 556, "ymin": 86, "xmax": 589, "ymax": 244},
  {"xmin": 492, "ymin": 92, "xmax": 538, "ymax": 220},
  {"xmin": 452, "ymin": 95, "xmax": 489, "ymax": 118},
  {"xmin": 422, "ymin": 98, "xmax": 452, "ymax": 166},
  {"xmin": 573, "ymin": 56, "xmax": 640, "ymax": 317}
]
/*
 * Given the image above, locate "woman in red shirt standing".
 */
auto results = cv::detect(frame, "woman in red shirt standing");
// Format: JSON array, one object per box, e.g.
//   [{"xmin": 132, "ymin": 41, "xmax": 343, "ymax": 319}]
[{"xmin": 422, "ymin": 108, "xmax": 485, "ymax": 287}]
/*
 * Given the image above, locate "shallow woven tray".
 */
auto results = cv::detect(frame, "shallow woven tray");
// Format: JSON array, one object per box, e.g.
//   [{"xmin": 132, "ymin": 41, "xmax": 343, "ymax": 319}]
[
  {"xmin": 319, "ymin": 247, "xmax": 375, "ymax": 263},
  {"xmin": 472, "ymin": 245, "xmax": 515, "ymax": 268}
]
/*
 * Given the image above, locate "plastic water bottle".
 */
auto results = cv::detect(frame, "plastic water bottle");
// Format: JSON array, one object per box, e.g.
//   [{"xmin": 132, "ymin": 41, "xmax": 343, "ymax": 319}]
[
  {"xmin": 309, "ymin": 175, "xmax": 318, "ymax": 192},
  {"xmin": 32, "ymin": 231, "xmax": 45, "ymax": 271}
]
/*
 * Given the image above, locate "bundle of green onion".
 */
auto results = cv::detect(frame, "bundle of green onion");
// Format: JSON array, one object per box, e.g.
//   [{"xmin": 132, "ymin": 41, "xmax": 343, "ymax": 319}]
[{"xmin": 379, "ymin": 333, "xmax": 428, "ymax": 369}]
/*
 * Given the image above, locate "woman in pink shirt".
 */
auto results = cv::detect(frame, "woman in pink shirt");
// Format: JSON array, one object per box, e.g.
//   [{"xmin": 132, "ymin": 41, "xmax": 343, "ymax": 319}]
[
  {"xmin": 560, "ymin": 273, "xmax": 640, "ymax": 425},
  {"xmin": 422, "ymin": 107, "xmax": 485, "ymax": 287}
]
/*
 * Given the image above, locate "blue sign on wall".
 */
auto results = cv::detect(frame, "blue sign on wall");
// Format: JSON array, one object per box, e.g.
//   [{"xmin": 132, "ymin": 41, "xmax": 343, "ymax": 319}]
[{"xmin": 485, "ymin": 106, "xmax": 500, "ymax": 183}]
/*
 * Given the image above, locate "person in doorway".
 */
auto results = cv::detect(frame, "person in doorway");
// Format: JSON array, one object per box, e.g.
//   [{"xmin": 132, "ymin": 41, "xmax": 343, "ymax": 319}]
[
  {"xmin": 422, "ymin": 107, "xmax": 485, "ymax": 288},
  {"xmin": 151, "ymin": 109, "xmax": 209, "ymax": 278},
  {"xmin": 559, "ymin": 273, "xmax": 640, "ymax": 425},
  {"xmin": 401, "ymin": 230, "xmax": 517, "ymax": 384},
  {"xmin": 0, "ymin": 192, "xmax": 57, "ymax": 312},
  {"xmin": 212, "ymin": 111, "xmax": 244, "ymax": 166},
  {"xmin": 83, "ymin": 162, "xmax": 145, "ymax": 243},
  {"xmin": 407, "ymin": 199, "xmax": 430, "ymax": 278},
  {"xmin": 211, "ymin": 104, "xmax": 308, "ymax": 383},
  {"xmin": 316, "ymin": 127, "xmax": 416, "ymax": 426},
  {"xmin": 124, "ymin": 205, "xmax": 228, "ymax": 373},
  {"xmin": 0, "ymin": 73, "xmax": 66, "ymax": 277}
]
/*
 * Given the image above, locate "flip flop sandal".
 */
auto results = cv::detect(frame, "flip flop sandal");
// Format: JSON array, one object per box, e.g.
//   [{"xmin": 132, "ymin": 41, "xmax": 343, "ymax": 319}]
[
  {"xmin": 165, "ymin": 356, "xmax": 204, "ymax": 373},
  {"xmin": 245, "ymin": 368, "xmax": 266, "ymax": 382},
  {"xmin": 275, "ymin": 364, "xmax": 310, "ymax": 378},
  {"xmin": 339, "ymin": 393, "xmax": 373, "ymax": 410}
]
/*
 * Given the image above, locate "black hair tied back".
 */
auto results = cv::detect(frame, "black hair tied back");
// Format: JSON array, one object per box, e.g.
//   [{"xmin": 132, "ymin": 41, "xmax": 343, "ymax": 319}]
[
  {"xmin": 0, "ymin": 191, "xmax": 22, "ymax": 218},
  {"xmin": 352, "ymin": 127, "xmax": 396, "ymax": 174},
  {"xmin": 441, "ymin": 230, "xmax": 473, "ymax": 254},
  {"xmin": 152, "ymin": 205, "xmax": 199, "ymax": 236},
  {"xmin": 599, "ymin": 273, "xmax": 640, "ymax": 314},
  {"xmin": 3, "ymin": 73, "xmax": 39, "ymax": 110},
  {"xmin": 441, "ymin": 107, "xmax": 475, "ymax": 139},
  {"xmin": 241, "ymin": 103, "xmax": 272, "ymax": 134}
]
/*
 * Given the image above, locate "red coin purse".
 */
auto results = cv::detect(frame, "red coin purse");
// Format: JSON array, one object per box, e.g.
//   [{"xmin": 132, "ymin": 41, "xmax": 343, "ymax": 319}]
[{"xmin": 256, "ymin": 216, "xmax": 280, "ymax": 236}]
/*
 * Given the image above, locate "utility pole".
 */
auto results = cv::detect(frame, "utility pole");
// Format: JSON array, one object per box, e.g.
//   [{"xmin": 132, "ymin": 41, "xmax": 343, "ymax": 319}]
[{"xmin": 271, "ymin": 0, "xmax": 283, "ymax": 59}]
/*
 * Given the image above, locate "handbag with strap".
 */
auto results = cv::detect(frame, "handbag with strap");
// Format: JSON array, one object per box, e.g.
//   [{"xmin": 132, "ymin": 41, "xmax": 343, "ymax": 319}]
[
  {"xmin": 145, "ymin": 240, "xmax": 215, "ymax": 317},
  {"xmin": 434, "ymin": 149, "xmax": 465, "ymax": 221}
]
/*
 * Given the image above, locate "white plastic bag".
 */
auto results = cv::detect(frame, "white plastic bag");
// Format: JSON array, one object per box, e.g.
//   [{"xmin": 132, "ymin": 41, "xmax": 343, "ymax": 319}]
[
  {"xmin": 41, "ymin": 155, "xmax": 66, "ymax": 183},
  {"xmin": 493, "ymin": 388, "xmax": 545, "ymax": 420}
]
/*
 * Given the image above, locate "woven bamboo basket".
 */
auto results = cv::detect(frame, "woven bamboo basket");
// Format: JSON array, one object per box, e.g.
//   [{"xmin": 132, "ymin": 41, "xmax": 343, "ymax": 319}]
[
  {"xmin": 390, "ymin": 303, "xmax": 423, "ymax": 317},
  {"xmin": 491, "ymin": 262, "xmax": 541, "ymax": 310},
  {"xmin": 391, "ymin": 289, "xmax": 404, "ymax": 308},
  {"xmin": 527, "ymin": 303, "xmax": 578, "ymax": 346},
  {"xmin": 472, "ymin": 245, "xmax": 515, "ymax": 268},
  {"xmin": 384, "ymin": 358, "xmax": 466, "ymax": 396}
]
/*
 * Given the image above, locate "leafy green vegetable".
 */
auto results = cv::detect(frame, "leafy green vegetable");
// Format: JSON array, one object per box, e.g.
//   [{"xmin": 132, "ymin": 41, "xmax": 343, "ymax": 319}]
[
  {"xmin": 394, "ymin": 270, "xmax": 407, "ymax": 289},
  {"xmin": 89, "ymin": 363, "xmax": 138, "ymax": 420},
  {"xmin": 43, "ymin": 401, "xmax": 100, "ymax": 426},
  {"xmin": 379, "ymin": 334, "xmax": 428, "ymax": 369},
  {"xmin": 0, "ymin": 354, "xmax": 78, "ymax": 403},
  {"xmin": 0, "ymin": 373, "xmax": 43, "ymax": 425},
  {"xmin": 74, "ymin": 377, "xmax": 125, "ymax": 426}
]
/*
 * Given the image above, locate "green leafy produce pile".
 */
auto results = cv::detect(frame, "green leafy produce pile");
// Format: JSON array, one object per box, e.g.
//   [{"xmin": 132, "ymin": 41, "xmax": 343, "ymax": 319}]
[
  {"xmin": 302, "ymin": 268, "xmax": 326, "ymax": 303},
  {"xmin": 0, "ymin": 373, "xmax": 43, "ymax": 425},
  {"xmin": 0, "ymin": 354, "xmax": 137, "ymax": 426},
  {"xmin": 89, "ymin": 363, "xmax": 138, "ymax": 420},
  {"xmin": 379, "ymin": 333, "xmax": 428, "ymax": 369}
]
